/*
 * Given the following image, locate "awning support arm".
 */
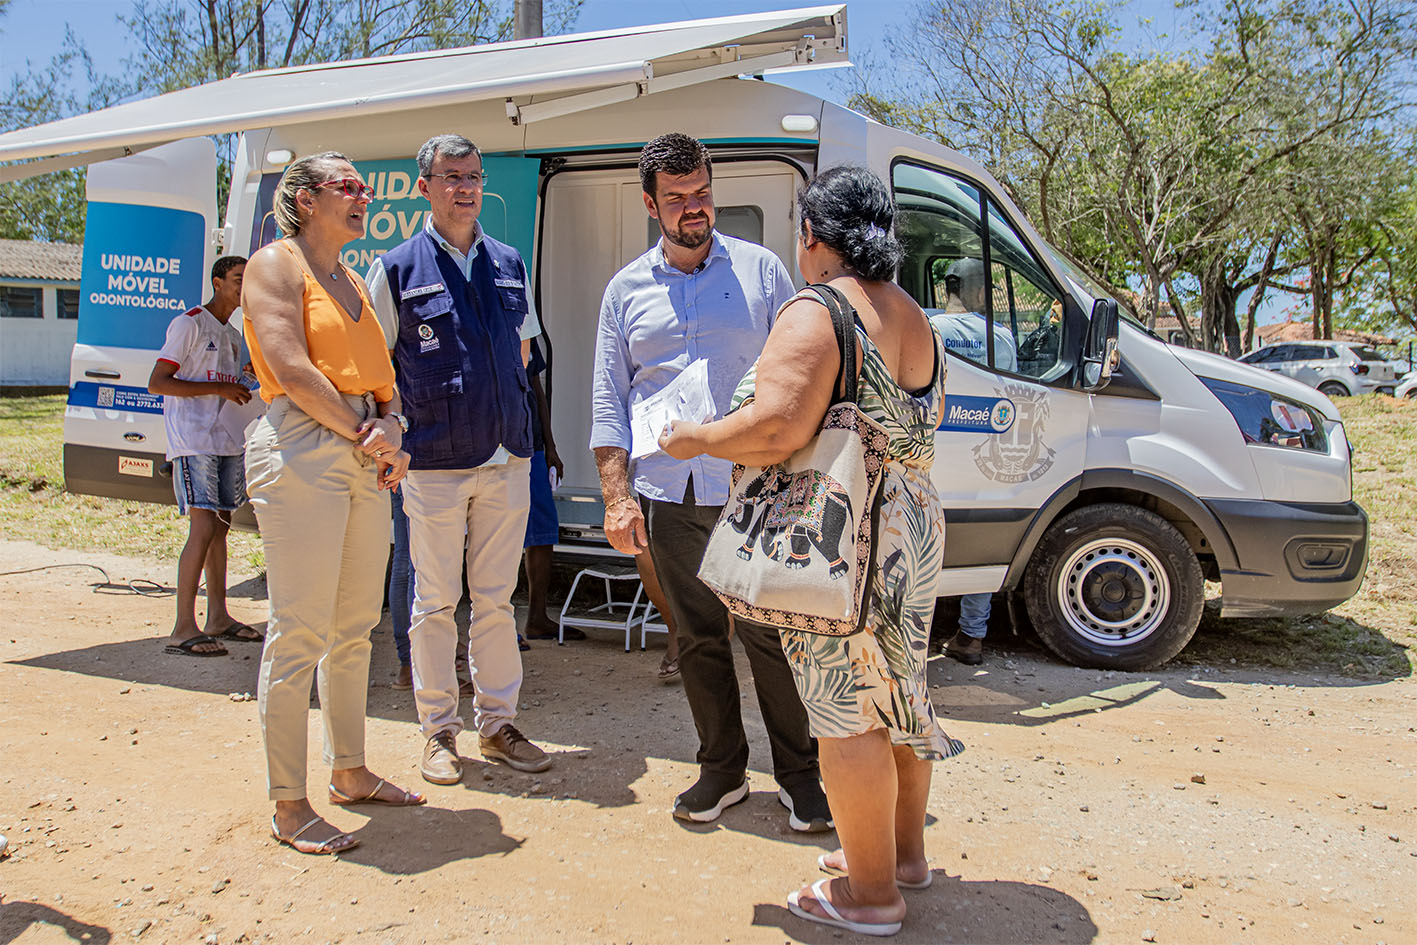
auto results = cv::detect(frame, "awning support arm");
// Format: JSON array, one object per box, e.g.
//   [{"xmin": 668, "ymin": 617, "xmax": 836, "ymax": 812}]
[{"xmin": 0, "ymin": 142, "xmax": 169, "ymax": 184}]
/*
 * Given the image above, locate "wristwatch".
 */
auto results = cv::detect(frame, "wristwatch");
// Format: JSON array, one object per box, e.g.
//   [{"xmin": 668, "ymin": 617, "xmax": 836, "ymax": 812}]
[{"xmin": 389, "ymin": 412, "xmax": 410, "ymax": 434}]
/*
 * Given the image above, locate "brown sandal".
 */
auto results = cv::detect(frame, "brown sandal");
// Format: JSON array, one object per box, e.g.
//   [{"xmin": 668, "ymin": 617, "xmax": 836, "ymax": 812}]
[{"xmin": 328, "ymin": 779, "xmax": 426, "ymax": 807}]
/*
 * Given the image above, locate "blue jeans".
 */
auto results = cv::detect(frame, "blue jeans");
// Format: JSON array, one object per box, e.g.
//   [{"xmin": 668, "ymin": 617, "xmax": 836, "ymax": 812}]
[
  {"xmin": 959, "ymin": 592, "xmax": 991, "ymax": 640},
  {"xmin": 389, "ymin": 486, "xmax": 415, "ymax": 666}
]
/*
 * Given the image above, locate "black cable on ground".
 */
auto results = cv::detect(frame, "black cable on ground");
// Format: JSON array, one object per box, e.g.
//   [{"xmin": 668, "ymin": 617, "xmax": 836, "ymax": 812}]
[{"xmin": 0, "ymin": 562, "xmax": 172, "ymax": 597}]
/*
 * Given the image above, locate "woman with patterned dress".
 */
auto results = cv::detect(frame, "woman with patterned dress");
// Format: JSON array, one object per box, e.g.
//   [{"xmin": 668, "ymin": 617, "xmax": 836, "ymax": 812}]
[{"xmin": 659, "ymin": 165, "xmax": 962, "ymax": 937}]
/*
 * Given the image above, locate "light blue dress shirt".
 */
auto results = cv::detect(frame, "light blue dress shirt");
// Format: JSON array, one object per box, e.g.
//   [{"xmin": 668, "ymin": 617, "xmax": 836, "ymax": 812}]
[{"xmin": 590, "ymin": 231, "xmax": 796, "ymax": 506}]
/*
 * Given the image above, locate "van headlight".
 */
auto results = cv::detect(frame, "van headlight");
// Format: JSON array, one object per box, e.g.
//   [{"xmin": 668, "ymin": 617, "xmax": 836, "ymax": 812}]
[{"xmin": 1199, "ymin": 377, "xmax": 1329, "ymax": 452}]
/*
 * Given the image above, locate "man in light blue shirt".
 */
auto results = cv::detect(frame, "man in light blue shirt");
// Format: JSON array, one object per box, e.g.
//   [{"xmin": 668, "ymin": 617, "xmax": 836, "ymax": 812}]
[{"xmin": 591, "ymin": 133, "xmax": 830, "ymax": 832}]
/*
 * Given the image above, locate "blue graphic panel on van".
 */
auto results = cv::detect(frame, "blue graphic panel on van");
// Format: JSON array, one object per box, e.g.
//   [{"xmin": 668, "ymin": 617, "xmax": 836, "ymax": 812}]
[
  {"xmin": 250, "ymin": 156, "xmax": 542, "ymax": 275},
  {"xmin": 77, "ymin": 202, "xmax": 208, "ymax": 349},
  {"xmin": 937, "ymin": 395, "xmax": 1016, "ymax": 433},
  {"xmin": 68, "ymin": 381, "xmax": 164, "ymax": 414}
]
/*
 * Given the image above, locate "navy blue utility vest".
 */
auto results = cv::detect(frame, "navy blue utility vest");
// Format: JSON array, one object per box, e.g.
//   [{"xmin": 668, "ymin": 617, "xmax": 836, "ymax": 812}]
[{"xmin": 381, "ymin": 230, "xmax": 535, "ymax": 470}]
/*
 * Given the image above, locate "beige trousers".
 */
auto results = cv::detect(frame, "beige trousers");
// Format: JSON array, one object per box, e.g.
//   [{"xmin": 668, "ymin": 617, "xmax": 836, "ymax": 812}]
[
  {"xmin": 402, "ymin": 458, "xmax": 530, "ymax": 739},
  {"xmin": 246, "ymin": 393, "xmax": 390, "ymax": 801}
]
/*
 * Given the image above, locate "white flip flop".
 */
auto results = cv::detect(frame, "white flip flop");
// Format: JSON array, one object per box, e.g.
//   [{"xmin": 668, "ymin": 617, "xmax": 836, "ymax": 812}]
[
  {"xmin": 817, "ymin": 852, "xmax": 934, "ymax": 890},
  {"xmin": 787, "ymin": 877, "xmax": 903, "ymax": 937}
]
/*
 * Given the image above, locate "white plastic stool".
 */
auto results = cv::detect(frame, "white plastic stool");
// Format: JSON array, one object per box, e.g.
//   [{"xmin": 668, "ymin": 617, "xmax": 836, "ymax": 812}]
[
  {"xmin": 558, "ymin": 563, "xmax": 648, "ymax": 651},
  {"xmin": 638, "ymin": 600, "xmax": 669, "ymax": 651}
]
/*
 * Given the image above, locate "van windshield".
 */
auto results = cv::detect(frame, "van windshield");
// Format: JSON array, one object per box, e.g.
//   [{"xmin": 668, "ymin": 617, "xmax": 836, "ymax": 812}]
[{"xmin": 1037, "ymin": 240, "xmax": 1146, "ymax": 330}]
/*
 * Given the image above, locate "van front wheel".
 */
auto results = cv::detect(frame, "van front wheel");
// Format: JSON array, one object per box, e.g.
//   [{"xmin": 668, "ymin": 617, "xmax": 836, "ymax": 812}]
[{"xmin": 1023, "ymin": 503, "xmax": 1204, "ymax": 670}]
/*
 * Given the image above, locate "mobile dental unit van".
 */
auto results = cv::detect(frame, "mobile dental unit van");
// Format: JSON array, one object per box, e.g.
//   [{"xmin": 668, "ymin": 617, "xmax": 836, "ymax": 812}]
[{"xmin": 0, "ymin": 5, "xmax": 1366, "ymax": 669}]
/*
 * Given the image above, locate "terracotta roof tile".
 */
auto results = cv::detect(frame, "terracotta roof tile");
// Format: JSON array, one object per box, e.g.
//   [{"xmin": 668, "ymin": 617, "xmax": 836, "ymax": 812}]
[{"xmin": 0, "ymin": 238, "xmax": 83, "ymax": 282}]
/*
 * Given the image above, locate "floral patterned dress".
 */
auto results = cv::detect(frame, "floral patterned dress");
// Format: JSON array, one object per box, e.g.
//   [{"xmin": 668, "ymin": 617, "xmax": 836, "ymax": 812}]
[{"xmin": 733, "ymin": 302, "xmax": 964, "ymax": 761}]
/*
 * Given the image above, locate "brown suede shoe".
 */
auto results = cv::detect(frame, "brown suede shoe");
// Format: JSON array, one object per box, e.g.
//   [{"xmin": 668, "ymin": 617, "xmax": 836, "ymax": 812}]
[
  {"xmin": 944, "ymin": 631, "xmax": 984, "ymax": 666},
  {"xmin": 420, "ymin": 731, "xmax": 463, "ymax": 785},
  {"xmin": 393, "ymin": 663, "xmax": 413, "ymax": 691},
  {"xmin": 479, "ymin": 724, "xmax": 552, "ymax": 773}
]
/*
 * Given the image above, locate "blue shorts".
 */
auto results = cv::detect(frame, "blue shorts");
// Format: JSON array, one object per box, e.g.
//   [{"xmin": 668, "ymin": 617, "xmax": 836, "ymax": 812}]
[
  {"xmin": 524, "ymin": 450, "xmax": 559, "ymax": 548},
  {"xmin": 173, "ymin": 453, "xmax": 247, "ymax": 515}
]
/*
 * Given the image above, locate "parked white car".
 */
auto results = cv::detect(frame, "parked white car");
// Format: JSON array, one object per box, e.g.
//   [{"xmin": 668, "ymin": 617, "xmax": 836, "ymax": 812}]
[
  {"xmin": 1396, "ymin": 370, "xmax": 1417, "ymax": 399},
  {"xmin": 1239, "ymin": 341, "xmax": 1399, "ymax": 397}
]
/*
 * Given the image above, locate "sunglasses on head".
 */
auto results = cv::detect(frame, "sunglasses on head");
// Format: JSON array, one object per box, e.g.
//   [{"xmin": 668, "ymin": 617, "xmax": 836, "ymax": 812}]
[{"xmin": 316, "ymin": 177, "xmax": 374, "ymax": 199}]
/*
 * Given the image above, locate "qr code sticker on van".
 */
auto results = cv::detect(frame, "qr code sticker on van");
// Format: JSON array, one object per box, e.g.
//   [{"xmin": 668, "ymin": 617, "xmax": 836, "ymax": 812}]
[{"xmin": 97, "ymin": 387, "xmax": 116, "ymax": 407}]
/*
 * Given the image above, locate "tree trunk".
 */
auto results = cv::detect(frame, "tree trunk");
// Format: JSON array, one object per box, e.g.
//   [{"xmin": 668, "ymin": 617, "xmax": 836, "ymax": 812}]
[{"xmin": 1199, "ymin": 259, "xmax": 1242, "ymax": 357}]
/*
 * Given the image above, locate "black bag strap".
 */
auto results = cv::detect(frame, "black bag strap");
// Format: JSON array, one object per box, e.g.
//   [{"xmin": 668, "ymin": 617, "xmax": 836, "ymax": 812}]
[{"xmin": 802, "ymin": 283, "xmax": 861, "ymax": 405}]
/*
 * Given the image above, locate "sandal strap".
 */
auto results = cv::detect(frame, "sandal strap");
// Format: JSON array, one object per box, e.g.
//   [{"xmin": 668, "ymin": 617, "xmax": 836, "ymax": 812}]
[
  {"xmin": 287, "ymin": 816, "xmax": 325, "ymax": 843},
  {"xmin": 811, "ymin": 879, "xmax": 846, "ymax": 924}
]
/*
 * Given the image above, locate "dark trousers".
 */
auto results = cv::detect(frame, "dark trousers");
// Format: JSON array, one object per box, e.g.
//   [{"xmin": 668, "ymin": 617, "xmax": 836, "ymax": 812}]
[
  {"xmin": 643, "ymin": 480, "xmax": 818, "ymax": 788},
  {"xmin": 388, "ymin": 486, "xmax": 414, "ymax": 666}
]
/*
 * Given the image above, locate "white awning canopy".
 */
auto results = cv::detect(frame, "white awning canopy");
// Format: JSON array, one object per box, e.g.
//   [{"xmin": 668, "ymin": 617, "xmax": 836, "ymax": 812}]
[{"xmin": 0, "ymin": 5, "xmax": 846, "ymax": 180}]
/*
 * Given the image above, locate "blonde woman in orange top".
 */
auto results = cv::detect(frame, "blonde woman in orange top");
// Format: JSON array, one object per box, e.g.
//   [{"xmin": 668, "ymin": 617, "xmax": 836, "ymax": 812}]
[{"xmin": 243, "ymin": 152, "xmax": 424, "ymax": 856}]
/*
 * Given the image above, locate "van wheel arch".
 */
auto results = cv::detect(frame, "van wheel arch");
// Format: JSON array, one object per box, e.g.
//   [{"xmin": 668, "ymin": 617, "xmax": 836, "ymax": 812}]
[{"xmin": 1003, "ymin": 470, "xmax": 1236, "ymax": 592}]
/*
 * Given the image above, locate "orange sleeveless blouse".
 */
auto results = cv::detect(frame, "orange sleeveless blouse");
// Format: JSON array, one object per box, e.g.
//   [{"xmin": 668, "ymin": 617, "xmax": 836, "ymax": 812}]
[{"xmin": 245, "ymin": 240, "xmax": 397, "ymax": 404}]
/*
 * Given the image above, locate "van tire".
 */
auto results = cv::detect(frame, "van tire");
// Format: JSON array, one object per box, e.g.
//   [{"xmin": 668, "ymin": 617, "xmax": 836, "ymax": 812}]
[
  {"xmin": 1023, "ymin": 503, "xmax": 1204, "ymax": 670},
  {"xmin": 1317, "ymin": 381, "xmax": 1349, "ymax": 397}
]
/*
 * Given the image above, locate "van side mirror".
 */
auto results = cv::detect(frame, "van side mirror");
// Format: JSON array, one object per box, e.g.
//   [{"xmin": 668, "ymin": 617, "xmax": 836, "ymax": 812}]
[{"xmin": 1081, "ymin": 298, "xmax": 1120, "ymax": 392}]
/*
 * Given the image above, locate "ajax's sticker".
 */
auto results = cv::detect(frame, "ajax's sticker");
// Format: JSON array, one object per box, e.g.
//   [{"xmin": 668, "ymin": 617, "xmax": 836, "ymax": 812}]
[
  {"xmin": 417, "ymin": 324, "xmax": 434, "ymax": 340},
  {"xmin": 938, "ymin": 395, "xmax": 1016, "ymax": 434}
]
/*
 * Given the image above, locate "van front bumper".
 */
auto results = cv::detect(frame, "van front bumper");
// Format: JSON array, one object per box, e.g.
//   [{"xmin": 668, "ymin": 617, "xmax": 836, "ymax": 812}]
[{"xmin": 1206, "ymin": 498, "xmax": 1368, "ymax": 617}]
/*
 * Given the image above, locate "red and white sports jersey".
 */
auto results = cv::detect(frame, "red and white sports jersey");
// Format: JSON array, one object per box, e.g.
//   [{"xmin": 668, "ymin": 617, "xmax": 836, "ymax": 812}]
[{"xmin": 156, "ymin": 306, "xmax": 247, "ymax": 459}]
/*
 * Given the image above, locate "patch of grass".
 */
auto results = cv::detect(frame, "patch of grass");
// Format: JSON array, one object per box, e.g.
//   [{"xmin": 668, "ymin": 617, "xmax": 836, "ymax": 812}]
[{"xmin": 0, "ymin": 394, "xmax": 263, "ymax": 565}]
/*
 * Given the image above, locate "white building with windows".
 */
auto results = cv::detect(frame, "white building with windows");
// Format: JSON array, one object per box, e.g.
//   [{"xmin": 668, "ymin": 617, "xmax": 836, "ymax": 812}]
[{"xmin": 0, "ymin": 238, "xmax": 82, "ymax": 388}]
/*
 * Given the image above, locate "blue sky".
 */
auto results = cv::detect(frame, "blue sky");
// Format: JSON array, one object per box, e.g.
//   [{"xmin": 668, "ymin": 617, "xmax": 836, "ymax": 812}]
[{"xmin": 0, "ymin": 0, "xmax": 1189, "ymax": 102}]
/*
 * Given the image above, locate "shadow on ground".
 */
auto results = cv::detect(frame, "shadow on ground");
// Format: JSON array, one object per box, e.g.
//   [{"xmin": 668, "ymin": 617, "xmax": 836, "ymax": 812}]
[
  {"xmin": 752, "ymin": 872, "xmax": 1096, "ymax": 944},
  {"xmin": 336, "ymin": 806, "xmax": 520, "ymax": 875},
  {"xmin": 0, "ymin": 901, "xmax": 111, "ymax": 944},
  {"xmin": 924, "ymin": 592, "xmax": 1410, "ymax": 729}
]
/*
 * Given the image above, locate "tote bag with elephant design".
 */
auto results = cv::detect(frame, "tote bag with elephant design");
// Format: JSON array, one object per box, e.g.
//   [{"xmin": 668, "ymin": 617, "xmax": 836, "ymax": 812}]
[{"xmin": 698, "ymin": 284, "xmax": 890, "ymax": 636}]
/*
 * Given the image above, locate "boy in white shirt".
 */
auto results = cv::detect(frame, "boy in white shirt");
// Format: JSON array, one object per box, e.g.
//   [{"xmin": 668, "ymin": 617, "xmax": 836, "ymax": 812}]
[{"xmin": 147, "ymin": 255, "xmax": 256, "ymax": 657}]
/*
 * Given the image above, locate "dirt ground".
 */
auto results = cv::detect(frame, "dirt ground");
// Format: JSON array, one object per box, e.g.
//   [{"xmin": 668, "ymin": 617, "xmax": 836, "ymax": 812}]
[{"xmin": 0, "ymin": 537, "xmax": 1413, "ymax": 945}]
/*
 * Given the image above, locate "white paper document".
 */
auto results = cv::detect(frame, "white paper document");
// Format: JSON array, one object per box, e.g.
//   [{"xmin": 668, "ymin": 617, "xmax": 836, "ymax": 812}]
[
  {"xmin": 217, "ymin": 386, "xmax": 266, "ymax": 447},
  {"xmin": 629, "ymin": 358, "xmax": 715, "ymax": 459}
]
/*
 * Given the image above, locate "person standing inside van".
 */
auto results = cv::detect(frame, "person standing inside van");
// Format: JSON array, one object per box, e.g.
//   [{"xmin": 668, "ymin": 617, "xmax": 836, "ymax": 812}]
[
  {"xmin": 365, "ymin": 133, "xmax": 554, "ymax": 785},
  {"xmin": 243, "ymin": 152, "xmax": 424, "ymax": 856},
  {"xmin": 590, "ymin": 133, "xmax": 830, "ymax": 831},
  {"xmin": 148, "ymin": 255, "xmax": 256, "ymax": 657}
]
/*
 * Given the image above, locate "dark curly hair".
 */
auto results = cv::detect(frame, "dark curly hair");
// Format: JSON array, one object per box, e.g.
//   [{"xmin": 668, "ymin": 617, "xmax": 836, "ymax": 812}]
[
  {"xmin": 638, "ymin": 133, "xmax": 712, "ymax": 198},
  {"xmin": 796, "ymin": 165, "xmax": 904, "ymax": 282}
]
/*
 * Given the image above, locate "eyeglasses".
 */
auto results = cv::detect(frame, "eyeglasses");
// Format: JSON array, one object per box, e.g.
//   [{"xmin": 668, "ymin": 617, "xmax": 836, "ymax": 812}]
[
  {"xmin": 425, "ymin": 171, "xmax": 489, "ymax": 189},
  {"xmin": 315, "ymin": 178, "xmax": 375, "ymax": 199}
]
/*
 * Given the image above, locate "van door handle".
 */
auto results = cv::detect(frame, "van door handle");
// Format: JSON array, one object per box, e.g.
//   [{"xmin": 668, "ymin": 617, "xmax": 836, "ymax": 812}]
[{"xmin": 84, "ymin": 369, "xmax": 122, "ymax": 379}]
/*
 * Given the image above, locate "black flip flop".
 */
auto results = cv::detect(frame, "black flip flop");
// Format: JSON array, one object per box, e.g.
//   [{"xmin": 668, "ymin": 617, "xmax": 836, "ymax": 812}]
[
  {"xmin": 213, "ymin": 622, "xmax": 264, "ymax": 642},
  {"xmin": 164, "ymin": 633, "xmax": 227, "ymax": 657}
]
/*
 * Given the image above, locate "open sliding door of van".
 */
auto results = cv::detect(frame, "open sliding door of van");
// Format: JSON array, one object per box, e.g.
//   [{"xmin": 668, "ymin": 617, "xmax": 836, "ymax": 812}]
[
  {"xmin": 539, "ymin": 158, "xmax": 804, "ymax": 542},
  {"xmin": 64, "ymin": 138, "xmax": 218, "ymax": 503}
]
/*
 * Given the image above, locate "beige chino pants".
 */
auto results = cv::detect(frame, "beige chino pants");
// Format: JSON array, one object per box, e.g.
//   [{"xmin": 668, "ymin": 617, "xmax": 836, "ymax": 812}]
[
  {"xmin": 402, "ymin": 458, "xmax": 530, "ymax": 740},
  {"xmin": 246, "ymin": 393, "xmax": 391, "ymax": 801}
]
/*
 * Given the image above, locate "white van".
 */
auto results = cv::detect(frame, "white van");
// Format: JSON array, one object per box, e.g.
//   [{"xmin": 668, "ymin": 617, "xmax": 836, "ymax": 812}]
[{"xmin": 0, "ymin": 5, "xmax": 1366, "ymax": 669}]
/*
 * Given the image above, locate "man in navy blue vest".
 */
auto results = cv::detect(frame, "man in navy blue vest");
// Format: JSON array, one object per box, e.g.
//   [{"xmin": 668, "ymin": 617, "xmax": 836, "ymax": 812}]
[{"xmin": 365, "ymin": 134, "xmax": 552, "ymax": 784}]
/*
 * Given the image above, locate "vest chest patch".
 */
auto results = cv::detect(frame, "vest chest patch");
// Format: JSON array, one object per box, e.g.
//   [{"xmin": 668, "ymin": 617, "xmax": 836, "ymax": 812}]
[
  {"xmin": 494, "ymin": 278, "xmax": 524, "ymax": 289},
  {"xmin": 403, "ymin": 283, "xmax": 444, "ymax": 299}
]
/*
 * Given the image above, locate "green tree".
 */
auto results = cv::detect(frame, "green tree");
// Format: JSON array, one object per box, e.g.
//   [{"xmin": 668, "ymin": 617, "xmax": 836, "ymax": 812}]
[
  {"xmin": 0, "ymin": 0, "xmax": 583, "ymax": 242},
  {"xmin": 851, "ymin": 0, "xmax": 1417, "ymax": 354},
  {"xmin": 0, "ymin": 30, "xmax": 128, "ymax": 242}
]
